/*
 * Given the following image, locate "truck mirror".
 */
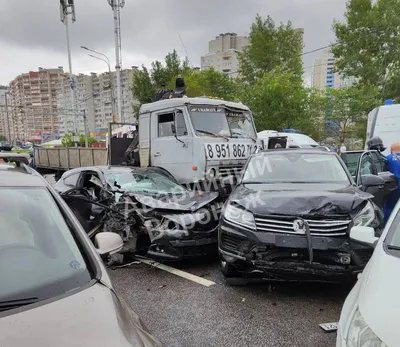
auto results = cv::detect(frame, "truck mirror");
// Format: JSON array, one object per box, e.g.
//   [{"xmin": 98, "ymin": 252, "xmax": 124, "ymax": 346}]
[{"xmin": 171, "ymin": 123, "xmax": 176, "ymax": 134}]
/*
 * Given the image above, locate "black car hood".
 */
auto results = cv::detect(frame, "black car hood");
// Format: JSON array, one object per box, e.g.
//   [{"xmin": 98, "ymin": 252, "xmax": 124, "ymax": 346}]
[
  {"xmin": 129, "ymin": 190, "xmax": 219, "ymax": 212},
  {"xmin": 230, "ymin": 183, "xmax": 371, "ymax": 216}
]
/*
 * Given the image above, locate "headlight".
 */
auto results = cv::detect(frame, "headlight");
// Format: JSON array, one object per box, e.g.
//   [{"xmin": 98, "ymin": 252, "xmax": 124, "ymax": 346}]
[
  {"xmin": 346, "ymin": 308, "xmax": 387, "ymax": 347},
  {"xmin": 353, "ymin": 202, "xmax": 375, "ymax": 227},
  {"xmin": 223, "ymin": 204, "xmax": 255, "ymax": 229}
]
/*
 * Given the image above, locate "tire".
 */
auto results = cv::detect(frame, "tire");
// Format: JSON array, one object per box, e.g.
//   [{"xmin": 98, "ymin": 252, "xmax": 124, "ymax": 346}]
[{"xmin": 220, "ymin": 254, "xmax": 249, "ymax": 286}]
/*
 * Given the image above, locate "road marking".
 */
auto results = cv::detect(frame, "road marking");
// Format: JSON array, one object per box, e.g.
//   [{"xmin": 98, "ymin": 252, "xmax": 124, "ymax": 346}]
[{"xmin": 136, "ymin": 257, "xmax": 216, "ymax": 287}]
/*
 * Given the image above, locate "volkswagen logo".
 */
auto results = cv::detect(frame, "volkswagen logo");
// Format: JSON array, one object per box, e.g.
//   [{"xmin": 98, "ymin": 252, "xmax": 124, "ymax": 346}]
[{"xmin": 293, "ymin": 219, "xmax": 306, "ymax": 234}]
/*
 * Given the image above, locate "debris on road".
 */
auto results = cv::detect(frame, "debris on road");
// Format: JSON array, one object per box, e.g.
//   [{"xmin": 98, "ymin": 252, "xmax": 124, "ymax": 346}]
[{"xmin": 319, "ymin": 322, "xmax": 338, "ymax": 332}]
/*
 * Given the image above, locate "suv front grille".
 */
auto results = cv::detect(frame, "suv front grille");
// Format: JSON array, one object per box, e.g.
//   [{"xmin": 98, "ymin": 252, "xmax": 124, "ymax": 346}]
[
  {"xmin": 218, "ymin": 166, "xmax": 242, "ymax": 178},
  {"xmin": 254, "ymin": 215, "xmax": 351, "ymax": 236}
]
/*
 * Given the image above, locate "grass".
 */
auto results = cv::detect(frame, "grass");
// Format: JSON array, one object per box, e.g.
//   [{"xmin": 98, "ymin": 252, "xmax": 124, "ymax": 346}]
[{"xmin": 12, "ymin": 148, "xmax": 31, "ymax": 154}]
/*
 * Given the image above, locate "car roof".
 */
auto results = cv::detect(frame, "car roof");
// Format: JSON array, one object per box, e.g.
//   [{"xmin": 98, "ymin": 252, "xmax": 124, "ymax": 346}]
[
  {"xmin": 61, "ymin": 166, "xmax": 144, "ymax": 177},
  {"xmin": 258, "ymin": 148, "xmax": 336, "ymax": 155},
  {"xmin": 0, "ymin": 164, "xmax": 48, "ymax": 187}
]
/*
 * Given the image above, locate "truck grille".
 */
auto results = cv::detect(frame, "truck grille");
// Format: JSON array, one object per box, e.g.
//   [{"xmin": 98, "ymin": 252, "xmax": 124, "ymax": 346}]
[
  {"xmin": 218, "ymin": 166, "xmax": 242, "ymax": 178},
  {"xmin": 254, "ymin": 216, "xmax": 351, "ymax": 236}
]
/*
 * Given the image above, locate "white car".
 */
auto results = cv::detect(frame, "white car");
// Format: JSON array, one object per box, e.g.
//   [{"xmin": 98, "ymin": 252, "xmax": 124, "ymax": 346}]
[{"xmin": 336, "ymin": 205, "xmax": 400, "ymax": 346}]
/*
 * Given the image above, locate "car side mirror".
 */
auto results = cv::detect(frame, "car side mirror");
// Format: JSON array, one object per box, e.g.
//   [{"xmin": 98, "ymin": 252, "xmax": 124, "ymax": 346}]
[
  {"xmin": 94, "ymin": 232, "xmax": 124, "ymax": 256},
  {"xmin": 361, "ymin": 174, "xmax": 384, "ymax": 187},
  {"xmin": 350, "ymin": 226, "xmax": 378, "ymax": 247}
]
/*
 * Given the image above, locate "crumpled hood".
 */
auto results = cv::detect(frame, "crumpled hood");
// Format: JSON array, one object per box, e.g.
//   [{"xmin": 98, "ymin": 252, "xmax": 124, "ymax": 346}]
[
  {"xmin": 0, "ymin": 283, "xmax": 161, "ymax": 347},
  {"xmin": 357, "ymin": 245, "xmax": 400, "ymax": 347},
  {"xmin": 131, "ymin": 191, "xmax": 219, "ymax": 212},
  {"xmin": 230, "ymin": 183, "xmax": 370, "ymax": 216}
]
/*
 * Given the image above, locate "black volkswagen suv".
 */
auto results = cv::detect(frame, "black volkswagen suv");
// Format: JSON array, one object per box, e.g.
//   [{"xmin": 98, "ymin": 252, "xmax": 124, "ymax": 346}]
[{"xmin": 218, "ymin": 149, "xmax": 384, "ymax": 283}]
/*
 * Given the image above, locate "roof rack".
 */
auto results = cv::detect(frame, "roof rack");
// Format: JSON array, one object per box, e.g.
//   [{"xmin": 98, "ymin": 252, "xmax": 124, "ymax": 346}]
[{"xmin": 0, "ymin": 153, "xmax": 30, "ymax": 169}]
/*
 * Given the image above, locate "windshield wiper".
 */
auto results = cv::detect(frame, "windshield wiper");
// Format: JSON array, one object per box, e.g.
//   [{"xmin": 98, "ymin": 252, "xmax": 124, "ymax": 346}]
[
  {"xmin": 0, "ymin": 297, "xmax": 39, "ymax": 312},
  {"xmin": 196, "ymin": 129, "xmax": 229, "ymax": 140},
  {"xmin": 231, "ymin": 130, "xmax": 257, "ymax": 143},
  {"xmin": 387, "ymin": 245, "xmax": 400, "ymax": 251}
]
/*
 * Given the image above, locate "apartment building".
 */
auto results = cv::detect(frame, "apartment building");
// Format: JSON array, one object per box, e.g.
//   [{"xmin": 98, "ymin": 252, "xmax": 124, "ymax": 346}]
[
  {"xmin": 312, "ymin": 50, "xmax": 355, "ymax": 90},
  {"xmin": 8, "ymin": 67, "xmax": 65, "ymax": 142},
  {"xmin": 0, "ymin": 86, "xmax": 9, "ymax": 140},
  {"xmin": 201, "ymin": 33, "xmax": 249, "ymax": 77},
  {"xmin": 57, "ymin": 73, "xmax": 95, "ymax": 135},
  {"xmin": 92, "ymin": 68, "xmax": 136, "ymax": 128}
]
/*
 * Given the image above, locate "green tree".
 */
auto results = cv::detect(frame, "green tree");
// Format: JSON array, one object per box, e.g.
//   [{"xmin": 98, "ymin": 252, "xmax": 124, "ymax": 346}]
[
  {"xmin": 0, "ymin": 135, "xmax": 6, "ymax": 142},
  {"xmin": 332, "ymin": 0, "xmax": 400, "ymax": 99},
  {"xmin": 238, "ymin": 14, "xmax": 304, "ymax": 83},
  {"xmin": 184, "ymin": 68, "xmax": 238, "ymax": 100},
  {"xmin": 240, "ymin": 69, "xmax": 309, "ymax": 132},
  {"xmin": 324, "ymin": 85, "xmax": 382, "ymax": 143},
  {"xmin": 62, "ymin": 132, "xmax": 74, "ymax": 147}
]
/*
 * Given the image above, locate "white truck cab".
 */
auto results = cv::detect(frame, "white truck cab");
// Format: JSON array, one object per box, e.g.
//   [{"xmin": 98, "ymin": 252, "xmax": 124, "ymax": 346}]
[
  {"xmin": 365, "ymin": 101, "xmax": 400, "ymax": 155},
  {"xmin": 137, "ymin": 97, "xmax": 262, "ymax": 189}
]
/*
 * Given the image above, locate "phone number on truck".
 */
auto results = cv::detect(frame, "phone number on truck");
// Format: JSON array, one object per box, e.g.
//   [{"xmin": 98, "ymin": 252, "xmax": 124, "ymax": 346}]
[{"xmin": 204, "ymin": 143, "xmax": 262, "ymax": 160}]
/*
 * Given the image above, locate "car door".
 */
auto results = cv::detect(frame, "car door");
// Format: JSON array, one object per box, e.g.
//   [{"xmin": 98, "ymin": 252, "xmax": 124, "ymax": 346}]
[
  {"xmin": 370, "ymin": 150, "xmax": 398, "ymax": 202},
  {"xmin": 150, "ymin": 108, "xmax": 193, "ymax": 182},
  {"xmin": 355, "ymin": 152, "xmax": 385, "ymax": 207}
]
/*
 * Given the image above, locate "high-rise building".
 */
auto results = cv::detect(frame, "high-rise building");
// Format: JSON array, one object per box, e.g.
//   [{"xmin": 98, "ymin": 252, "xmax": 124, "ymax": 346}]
[
  {"xmin": 91, "ymin": 68, "xmax": 136, "ymax": 129},
  {"xmin": 57, "ymin": 67, "xmax": 137, "ymax": 135},
  {"xmin": 0, "ymin": 86, "xmax": 10, "ymax": 141},
  {"xmin": 311, "ymin": 50, "xmax": 355, "ymax": 90},
  {"xmin": 201, "ymin": 33, "xmax": 249, "ymax": 77},
  {"xmin": 8, "ymin": 67, "xmax": 65, "ymax": 142},
  {"xmin": 57, "ymin": 73, "xmax": 95, "ymax": 136}
]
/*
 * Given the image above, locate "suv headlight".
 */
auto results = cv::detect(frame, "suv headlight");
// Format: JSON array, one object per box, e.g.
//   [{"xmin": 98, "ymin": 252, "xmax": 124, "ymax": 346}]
[
  {"xmin": 223, "ymin": 204, "xmax": 255, "ymax": 230},
  {"xmin": 346, "ymin": 308, "xmax": 387, "ymax": 347},
  {"xmin": 353, "ymin": 202, "xmax": 375, "ymax": 227}
]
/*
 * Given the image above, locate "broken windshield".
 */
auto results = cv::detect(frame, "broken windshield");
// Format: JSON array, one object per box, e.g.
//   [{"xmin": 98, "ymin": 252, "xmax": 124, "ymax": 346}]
[
  {"xmin": 189, "ymin": 106, "xmax": 256, "ymax": 140},
  {"xmin": 105, "ymin": 170, "xmax": 187, "ymax": 196}
]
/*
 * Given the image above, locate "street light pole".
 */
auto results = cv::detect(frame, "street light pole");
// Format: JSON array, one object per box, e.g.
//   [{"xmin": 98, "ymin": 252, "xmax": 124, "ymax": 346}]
[
  {"xmin": 60, "ymin": 0, "xmax": 77, "ymax": 136},
  {"xmin": 107, "ymin": 0, "xmax": 125, "ymax": 123},
  {"xmin": 81, "ymin": 46, "xmax": 116, "ymax": 121}
]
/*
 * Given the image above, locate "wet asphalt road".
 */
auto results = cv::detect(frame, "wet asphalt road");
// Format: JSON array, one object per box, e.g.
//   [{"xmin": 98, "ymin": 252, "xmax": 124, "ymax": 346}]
[{"xmin": 109, "ymin": 256, "xmax": 349, "ymax": 347}]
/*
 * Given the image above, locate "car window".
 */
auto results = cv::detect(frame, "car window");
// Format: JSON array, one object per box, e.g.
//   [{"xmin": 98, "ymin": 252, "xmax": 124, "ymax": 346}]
[
  {"xmin": 359, "ymin": 153, "xmax": 375, "ymax": 177},
  {"xmin": 341, "ymin": 152, "xmax": 362, "ymax": 176},
  {"xmin": 158, "ymin": 113, "xmax": 174, "ymax": 137},
  {"xmin": 243, "ymin": 153, "xmax": 350, "ymax": 184},
  {"xmin": 0, "ymin": 187, "xmax": 92, "ymax": 302},
  {"xmin": 370, "ymin": 151, "xmax": 386, "ymax": 173},
  {"xmin": 63, "ymin": 173, "xmax": 80, "ymax": 187}
]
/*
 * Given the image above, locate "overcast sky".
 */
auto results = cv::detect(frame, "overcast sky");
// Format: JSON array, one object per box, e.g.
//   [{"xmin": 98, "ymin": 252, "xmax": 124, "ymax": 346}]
[{"xmin": 0, "ymin": 0, "xmax": 347, "ymax": 86}]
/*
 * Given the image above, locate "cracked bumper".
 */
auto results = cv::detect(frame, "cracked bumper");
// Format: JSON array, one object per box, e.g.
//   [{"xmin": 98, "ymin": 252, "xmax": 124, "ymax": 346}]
[
  {"xmin": 147, "ymin": 226, "xmax": 218, "ymax": 261},
  {"xmin": 218, "ymin": 220, "xmax": 373, "ymax": 281}
]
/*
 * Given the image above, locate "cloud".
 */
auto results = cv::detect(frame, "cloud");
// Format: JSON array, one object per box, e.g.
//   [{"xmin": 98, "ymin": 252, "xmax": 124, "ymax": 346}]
[{"xmin": 0, "ymin": 0, "xmax": 347, "ymax": 84}]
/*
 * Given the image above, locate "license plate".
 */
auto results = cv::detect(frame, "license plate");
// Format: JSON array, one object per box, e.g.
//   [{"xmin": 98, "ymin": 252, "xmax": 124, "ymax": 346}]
[
  {"xmin": 319, "ymin": 322, "xmax": 338, "ymax": 332},
  {"xmin": 205, "ymin": 143, "xmax": 261, "ymax": 160}
]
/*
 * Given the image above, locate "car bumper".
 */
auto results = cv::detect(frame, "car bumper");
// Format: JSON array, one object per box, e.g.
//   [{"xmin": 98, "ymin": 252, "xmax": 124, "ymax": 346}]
[
  {"xmin": 147, "ymin": 226, "xmax": 218, "ymax": 261},
  {"xmin": 219, "ymin": 219, "xmax": 373, "ymax": 282}
]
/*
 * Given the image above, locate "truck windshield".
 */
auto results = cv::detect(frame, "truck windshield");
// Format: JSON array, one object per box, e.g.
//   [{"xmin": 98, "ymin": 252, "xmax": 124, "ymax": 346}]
[{"xmin": 189, "ymin": 106, "xmax": 256, "ymax": 140}]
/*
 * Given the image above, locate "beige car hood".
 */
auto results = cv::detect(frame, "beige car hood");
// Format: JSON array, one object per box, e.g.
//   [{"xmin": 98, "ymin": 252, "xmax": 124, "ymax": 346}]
[{"xmin": 0, "ymin": 283, "xmax": 161, "ymax": 347}]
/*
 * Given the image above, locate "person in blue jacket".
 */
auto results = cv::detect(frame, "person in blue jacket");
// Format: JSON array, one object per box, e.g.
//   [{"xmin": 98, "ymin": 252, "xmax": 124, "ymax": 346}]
[{"xmin": 384, "ymin": 142, "xmax": 400, "ymax": 222}]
